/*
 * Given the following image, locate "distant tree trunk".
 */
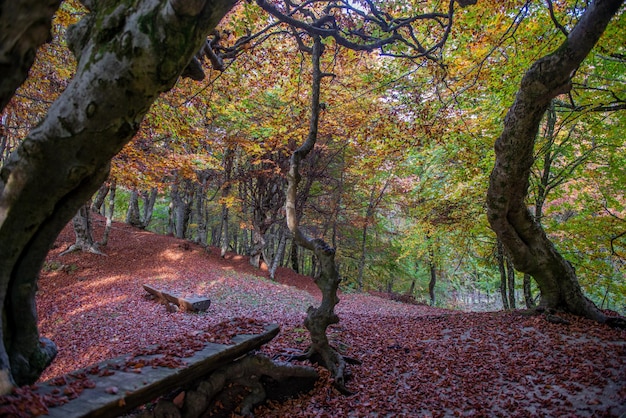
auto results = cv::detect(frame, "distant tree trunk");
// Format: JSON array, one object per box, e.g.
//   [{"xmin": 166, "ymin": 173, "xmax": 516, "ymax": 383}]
[
  {"xmin": 167, "ymin": 195, "xmax": 175, "ymax": 236},
  {"xmin": 249, "ymin": 226, "xmax": 266, "ymax": 268},
  {"xmin": 428, "ymin": 258, "xmax": 436, "ymax": 306},
  {"xmin": 496, "ymin": 240, "xmax": 509, "ymax": 310},
  {"xmin": 91, "ymin": 182, "xmax": 110, "ymax": 215},
  {"xmin": 356, "ymin": 181, "xmax": 390, "ymax": 291},
  {"xmin": 486, "ymin": 0, "xmax": 623, "ymax": 323},
  {"xmin": 507, "ymin": 256, "xmax": 516, "ymax": 309},
  {"xmin": 99, "ymin": 179, "xmax": 116, "ymax": 247},
  {"xmin": 171, "ymin": 179, "xmax": 192, "ymax": 239},
  {"xmin": 220, "ymin": 147, "xmax": 234, "ymax": 257},
  {"xmin": 408, "ymin": 279, "xmax": 416, "ymax": 296},
  {"xmin": 127, "ymin": 188, "xmax": 157, "ymax": 229},
  {"xmin": 247, "ymin": 178, "xmax": 284, "ymax": 268},
  {"xmin": 523, "ymin": 273, "xmax": 535, "ymax": 309},
  {"xmin": 72, "ymin": 203, "xmax": 96, "ymax": 251},
  {"xmin": 290, "ymin": 240, "xmax": 299, "ymax": 273},
  {"xmin": 195, "ymin": 178, "xmax": 208, "ymax": 246},
  {"xmin": 329, "ymin": 151, "xmax": 346, "ymax": 249},
  {"xmin": 126, "ymin": 189, "xmax": 142, "ymax": 227},
  {"xmin": 426, "ymin": 237, "xmax": 437, "ymax": 306},
  {"xmin": 141, "ymin": 188, "xmax": 157, "ymax": 229},
  {"xmin": 219, "ymin": 204, "xmax": 229, "ymax": 256},
  {"xmin": 356, "ymin": 219, "xmax": 369, "ymax": 291},
  {"xmin": 61, "ymin": 202, "xmax": 103, "ymax": 256},
  {"xmin": 239, "ymin": 181, "xmax": 250, "ymax": 255},
  {"xmin": 269, "ymin": 225, "xmax": 286, "ymax": 280}
]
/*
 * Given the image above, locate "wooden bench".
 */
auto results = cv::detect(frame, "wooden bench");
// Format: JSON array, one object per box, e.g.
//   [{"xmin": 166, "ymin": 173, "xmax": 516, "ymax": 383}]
[
  {"xmin": 143, "ymin": 284, "xmax": 211, "ymax": 312},
  {"xmin": 35, "ymin": 324, "xmax": 279, "ymax": 418}
]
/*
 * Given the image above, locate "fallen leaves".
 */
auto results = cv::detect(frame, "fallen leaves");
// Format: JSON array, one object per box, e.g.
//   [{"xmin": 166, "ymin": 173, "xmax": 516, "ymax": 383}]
[{"xmin": 28, "ymin": 219, "xmax": 626, "ymax": 417}]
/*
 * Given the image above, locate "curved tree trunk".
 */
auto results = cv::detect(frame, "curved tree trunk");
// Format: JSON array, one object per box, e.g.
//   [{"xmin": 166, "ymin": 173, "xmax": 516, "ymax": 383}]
[
  {"xmin": 285, "ymin": 36, "xmax": 355, "ymax": 393},
  {"xmin": 0, "ymin": 0, "xmax": 236, "ymax": 392},
  {"xmin": 486, "ymin": 0, "xmax": 622, "ymax": 323}
]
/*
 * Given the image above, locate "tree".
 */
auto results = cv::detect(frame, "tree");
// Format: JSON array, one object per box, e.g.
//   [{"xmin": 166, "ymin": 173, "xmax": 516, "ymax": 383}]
[
  {"xmin": 486, "ymin": 0, "xmax": 623, "ymax": 323},
  {"xmin": 0, "ymin": 0, "xmax": 236, "ymax": 393},
  {"xmin": 285, "ymin": 35, "xmax": 354, "ymax": 393}
]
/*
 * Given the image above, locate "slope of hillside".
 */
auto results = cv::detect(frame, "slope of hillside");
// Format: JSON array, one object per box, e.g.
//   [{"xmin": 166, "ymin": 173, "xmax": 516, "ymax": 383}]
[{"xmin": 35, "ymin": 218, "xmax": 626, "ymax": 417}]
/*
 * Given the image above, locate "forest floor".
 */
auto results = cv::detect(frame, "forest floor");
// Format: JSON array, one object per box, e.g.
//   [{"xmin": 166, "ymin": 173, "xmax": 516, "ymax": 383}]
[{"xmin": 36, "ymin": 217, "xmax": 626, "ymax": 417}]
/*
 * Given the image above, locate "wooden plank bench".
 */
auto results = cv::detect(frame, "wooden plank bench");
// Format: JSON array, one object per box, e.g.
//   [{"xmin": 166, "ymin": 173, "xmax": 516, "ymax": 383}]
[
  {"xmin": 35, "ymin": 324, "xmax": 279, "ymax": 418},
  {"xmin": 143, "ymin": 284, "xmax": 211, "ymax": 312}
]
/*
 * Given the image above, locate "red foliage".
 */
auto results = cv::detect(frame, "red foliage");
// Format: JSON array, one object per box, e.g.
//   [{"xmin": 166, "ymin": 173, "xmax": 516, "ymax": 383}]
[{"xmin": 28, "ymin": 218, "xmax": 626, "ymax": 417}]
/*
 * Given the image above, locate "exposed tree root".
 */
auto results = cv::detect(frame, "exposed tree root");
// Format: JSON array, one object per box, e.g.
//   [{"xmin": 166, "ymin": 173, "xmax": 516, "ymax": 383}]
[
  {"xmin": 288, "ymin": 345, "xmax": 357, "ymax": 395},
  {"xmin": 143, "ymin": 353, "xmax": 318, "ymax": 417},
  {"xmin": 59, "ymin": 243, "xmax": 106, "ymax": 256}
]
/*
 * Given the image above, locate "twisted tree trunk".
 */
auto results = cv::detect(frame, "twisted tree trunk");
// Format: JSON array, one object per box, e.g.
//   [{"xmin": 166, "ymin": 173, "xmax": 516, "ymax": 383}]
[
  {"xmin": 285, "ymin": 36, "xmax": 356, "ymax": 393},
  {"xmin": 0, "ymin": 0, "xmax": 236, "ymax": 392},
  {"xmin": 486, "ymin": 0, "xmax": 623, "ymax": 323}
]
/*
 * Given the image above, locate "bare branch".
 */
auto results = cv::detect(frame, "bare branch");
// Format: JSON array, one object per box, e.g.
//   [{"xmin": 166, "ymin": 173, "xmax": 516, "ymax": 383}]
[{"xmin": 546, "ymin": 0, "xmax": 569, "ymax": 37}]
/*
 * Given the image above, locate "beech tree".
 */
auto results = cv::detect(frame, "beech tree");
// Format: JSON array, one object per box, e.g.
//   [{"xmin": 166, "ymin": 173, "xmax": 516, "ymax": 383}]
[
  {"xmin": 486, "ymin": 0, "xmax": 624, "ymax": 323},
  {"xmin": 0, "ymin": 0, "xmax": 236, "ymax": 393}
]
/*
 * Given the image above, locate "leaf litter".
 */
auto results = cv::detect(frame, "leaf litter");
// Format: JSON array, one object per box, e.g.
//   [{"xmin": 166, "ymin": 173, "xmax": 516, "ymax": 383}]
[{"xmin": 32, "ymin": 219, "xmax": 625, "ymax": 417}]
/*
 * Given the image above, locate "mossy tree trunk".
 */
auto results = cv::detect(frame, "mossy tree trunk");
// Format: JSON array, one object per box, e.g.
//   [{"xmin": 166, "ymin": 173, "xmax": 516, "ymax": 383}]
[
  {"xmin": 486, "ymin": 0, "xmax": 623, "ymax": 323},
  {"xmin": 0, "ymin": 0, "xmax": 236, "ymax": 393}
]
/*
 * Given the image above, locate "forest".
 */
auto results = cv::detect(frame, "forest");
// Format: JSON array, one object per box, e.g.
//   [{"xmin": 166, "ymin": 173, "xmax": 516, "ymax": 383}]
[{"xmin": 0, "ymin": 0, "xmax": 624, "ymax": 415}]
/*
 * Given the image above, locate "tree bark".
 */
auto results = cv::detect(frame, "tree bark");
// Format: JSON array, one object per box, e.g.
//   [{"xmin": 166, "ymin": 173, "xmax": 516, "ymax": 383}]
[
  {"xmin": 0, "ymin": 0, "xmax": 236, "ymax": 392},
  {"xmin": 486, "ymin": 0, "xmax": 622, "ymax": 322}
]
